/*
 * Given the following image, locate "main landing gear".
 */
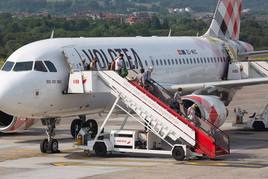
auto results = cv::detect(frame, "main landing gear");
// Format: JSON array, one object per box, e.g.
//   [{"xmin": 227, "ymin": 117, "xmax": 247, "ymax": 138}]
[
  {"xmin": 40, "ymin": 118, "xmax": 60, "ymax": 153},
  {"xmin": 70, "ymin": 115, "xmax": 98, "ymax": 139}
]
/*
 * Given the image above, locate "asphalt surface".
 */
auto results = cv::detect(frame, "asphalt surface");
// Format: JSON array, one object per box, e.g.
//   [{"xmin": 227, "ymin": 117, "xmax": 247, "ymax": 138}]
[{"xmin": 0, "ymin": 84, "xmax": 268, "ymax": 179}]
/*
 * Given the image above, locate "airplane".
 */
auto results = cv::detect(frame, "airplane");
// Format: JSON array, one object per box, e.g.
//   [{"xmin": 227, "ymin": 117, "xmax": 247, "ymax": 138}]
[{"xmin": 0, "ymin": 0, "xmax": 268, "ymax": 153}]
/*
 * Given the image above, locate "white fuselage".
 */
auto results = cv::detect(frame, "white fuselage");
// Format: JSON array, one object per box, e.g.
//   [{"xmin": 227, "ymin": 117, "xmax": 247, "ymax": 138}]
[{"xmin": 0, "ymin": 36, "xmax": 228, "ymax": 119}]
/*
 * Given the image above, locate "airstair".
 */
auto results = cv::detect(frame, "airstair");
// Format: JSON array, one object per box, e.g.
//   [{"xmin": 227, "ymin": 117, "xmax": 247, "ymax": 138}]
[{"xmin": 68, "ymin": 70, "xmax": 230, "ymax": 159}]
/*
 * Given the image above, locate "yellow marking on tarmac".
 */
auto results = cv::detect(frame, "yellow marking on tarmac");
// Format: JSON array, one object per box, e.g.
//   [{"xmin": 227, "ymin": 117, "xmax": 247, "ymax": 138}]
[{"xmin": 51, "ymin": 162, "xmax": 153, "ymax": 169}]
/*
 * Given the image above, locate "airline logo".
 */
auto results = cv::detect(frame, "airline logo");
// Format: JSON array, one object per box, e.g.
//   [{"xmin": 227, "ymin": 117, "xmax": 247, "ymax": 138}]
[
  {"xmin": 206, "ymin": 0, "xmax": 242, "ymax": 40},
  {"xmin": 177, "ymin": 49, "xmax": 198, "ymax": 55}
]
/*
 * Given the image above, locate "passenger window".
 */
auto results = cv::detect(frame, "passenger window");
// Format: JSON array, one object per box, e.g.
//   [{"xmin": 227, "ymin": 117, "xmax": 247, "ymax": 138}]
[
  {"xmin": 44, "ymin": 61, "xmax": 57, "ymax": 72},
  {"xmin": 207, "ymin": 58, "xmax": 210, "ymax": 63},
  {"xmin": 179, "ymin": 59, "xmax": 182, "ymax": 64},
  {"xmin": 189, "ymin": 58, "xmax": 192, "ymax": 64},
  {"xmin": 193, "ymin": 58, "xmax": 196, "ymax": 64},
  {"xmin": 182, "ymin": 58, "xmax": 185, "ymax": 64},
  {"xmin": 175, "ymin": 59, "xmax": 178, "ymax": 65},
  {"xmin": 214, "ymin": 57, "xmax": 217, "ymax": 63},
  {"xmin": 156, "ymin": 60, "xmax": 159, "ymax": 66},
  {"xmin": 200, "ymin": 58, "xmax": 203, "ymax": 63},
  {"xmin": 171, "ymin": 59, "xmax": 175, "ymax": 65},
  {"xmin": 34, "ymin": 61, "xmax": 48, "ymax": 72},
  {"xmin": 167, "ymin": 59, "xmax": 171, "ymax": 65},
  {"xmin": 13, "ymin": 61, "xmax": 33, "ymax": 71},
  {"xmin": 151, "ymin": 60, "xmax": 154, "ymax": 66},
  {"xmin": 1, "ymin": 61, "xmax": 14, "ymax": 71},
  {"xmin": 186, "ymin": 58, "xmax": 189, "ymax": 64},
  {"xmin": 164, "ymin": 60, "xmax": 167, "ymax": 66},
  {"xmin": 160, "ymin": 59, "xmax": 163, "ymax": 66}
]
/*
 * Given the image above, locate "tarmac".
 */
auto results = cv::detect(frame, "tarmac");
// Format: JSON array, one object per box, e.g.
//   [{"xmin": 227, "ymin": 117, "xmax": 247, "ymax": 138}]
[{"xmin": 1, "ymin": 84, "xmax": 268, "ymax": 179}]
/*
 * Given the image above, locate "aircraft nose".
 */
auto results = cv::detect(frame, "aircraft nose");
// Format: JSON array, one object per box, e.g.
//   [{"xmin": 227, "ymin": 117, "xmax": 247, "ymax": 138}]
[{"xmin": 0, "ymin": 73, "xmax": 13, "ymax": 111}]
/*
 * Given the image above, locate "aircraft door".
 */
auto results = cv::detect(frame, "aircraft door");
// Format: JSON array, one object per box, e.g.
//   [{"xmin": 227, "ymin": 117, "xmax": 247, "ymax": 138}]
[{"xmin": 62, "ymin": 46, "xmax": 84, "ymax": 72}]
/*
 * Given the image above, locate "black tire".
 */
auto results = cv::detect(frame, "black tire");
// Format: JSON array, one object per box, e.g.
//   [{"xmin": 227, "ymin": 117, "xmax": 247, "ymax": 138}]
[
  {"xmin": 50, "ymin": 139, "xmax": 59, "ymax": 153},
  {"xmin": 40, "ymin": 139, "xmax": 49, "ymax": 153},
  {"xmin": 172, "ymin": 146, "xmax": 185, "ymax": 161},
  {"xmin": 253, "ymin": 121, "xmax": 265, "ymax": 131},
  {"xmin": 85, "ymin": 119, "xmax": 98, "ymax": 138},
  {"xmin": 94, "ymin": 142, "xmax": 107, "ymax": 157},
  {"xmin": 70, "ymin": 119, "xmax": 82, "ymax": 138}
]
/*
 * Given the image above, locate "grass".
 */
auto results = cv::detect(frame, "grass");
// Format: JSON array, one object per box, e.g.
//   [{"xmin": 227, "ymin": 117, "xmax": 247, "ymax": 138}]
[
  {"xmin": 255, "ymin": 57, "xmax": 268, "ymax": 61},
  {"xmin": 0, "ymin": 59, "xmax": 4, "ymax": 68}
]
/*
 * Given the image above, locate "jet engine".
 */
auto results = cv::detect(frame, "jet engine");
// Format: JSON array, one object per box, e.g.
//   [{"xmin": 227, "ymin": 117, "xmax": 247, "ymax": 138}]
[
  {"xmin": 0, "ymin": 111, "xmax": 37, "ymax": 133},
  {"xmin": 182, "ymin": 95, "xmax": 228, "ymax": 127}
]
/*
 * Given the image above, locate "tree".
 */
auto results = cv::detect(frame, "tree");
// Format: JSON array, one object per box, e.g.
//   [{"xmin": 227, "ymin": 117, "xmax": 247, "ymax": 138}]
[{"xmin": 151, "ymin": 15, "xmax": 161, "ymax": 29}]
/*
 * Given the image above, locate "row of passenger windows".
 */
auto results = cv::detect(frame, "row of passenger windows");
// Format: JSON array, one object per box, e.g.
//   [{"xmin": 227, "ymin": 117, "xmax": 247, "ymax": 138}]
[
  {"xmin": 1, "ymin": 61, "xmax": 57, "ymax": 72},
  {"xmin": 144, "ymin": 57, "xmax": 227, "ymax": 67}
]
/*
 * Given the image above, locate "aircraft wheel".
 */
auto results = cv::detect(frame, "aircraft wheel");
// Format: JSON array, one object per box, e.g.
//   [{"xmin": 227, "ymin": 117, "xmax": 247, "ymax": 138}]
[
  {"xmin": 50, "ymin": 139, "xmax": 59, "ymax": 153},
  {"xmin": 94, "ymin": 142, "xmax": 107, "ymax": 157},
  {"xmin": 85, "ymin": 119, "xmax": 98, "ymax": 138},
  {"xmin": 40, "ymin": 139, "xmax": 49, "ymax": 153},
  {"xmin": 70, "ymin": 119, "xmax": 82, "ymax": 138},
  {"xmin": 172, "ymin": 146, "xmax": 185, "ymax": 161}
]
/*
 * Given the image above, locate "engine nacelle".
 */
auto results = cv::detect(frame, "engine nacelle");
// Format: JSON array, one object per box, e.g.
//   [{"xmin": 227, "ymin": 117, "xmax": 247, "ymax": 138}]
[
  {"xmin": 0, "ymin": 111, "xmax": 37, "ymax": 133},
  {"xmin": 182, "ymin": 95, "xmax": 228, "ymax": 127}
]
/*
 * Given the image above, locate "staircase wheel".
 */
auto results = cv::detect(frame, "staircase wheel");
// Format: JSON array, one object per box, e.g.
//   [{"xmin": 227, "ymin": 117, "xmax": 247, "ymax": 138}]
[
  {"xmin": 172, "ymin": 146, "xmax": 185, "ymax": 161},
  {"xmin": 94, "ymin": 142, "xmax": 107, "ymax": 157}
]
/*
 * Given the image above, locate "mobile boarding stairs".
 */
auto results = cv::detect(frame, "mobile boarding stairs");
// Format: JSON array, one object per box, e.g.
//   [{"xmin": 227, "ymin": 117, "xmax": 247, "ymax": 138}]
[{"xmin": 67, "ymin": 70, "xmax": 230, "ymax": 160}]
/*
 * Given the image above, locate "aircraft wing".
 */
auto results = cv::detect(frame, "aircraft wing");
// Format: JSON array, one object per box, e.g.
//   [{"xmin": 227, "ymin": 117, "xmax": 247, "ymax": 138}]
[
  {"xmin": 239, "ymin": 50, "xmax": 268, "ymax": 59},
  {"xmin": 165, "ymin": 77, "xmax": 268, "ymax": 94}
]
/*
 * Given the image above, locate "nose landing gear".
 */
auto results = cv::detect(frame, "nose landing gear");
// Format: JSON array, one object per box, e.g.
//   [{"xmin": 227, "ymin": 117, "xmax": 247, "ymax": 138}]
[{"xmin": 40, "ymin": 118, "xmax": 60, "ymax": 153}]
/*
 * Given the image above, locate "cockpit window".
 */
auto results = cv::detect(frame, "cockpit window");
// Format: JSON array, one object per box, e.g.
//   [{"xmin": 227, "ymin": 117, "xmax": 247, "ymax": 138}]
[
  {"xmin": 34, "ymin": 61, "xmax": 47, "ymax": 72},
  {"xmin": 13, "ymin": 61, "xmax": 33, "ymax": 72},
  {"xmin": 1, "ymin": 61, "xmax": 14, "ymax": 71},
  {"xmin": 44, "ymin": 61, "xmax": 57, "ymax": 72}
]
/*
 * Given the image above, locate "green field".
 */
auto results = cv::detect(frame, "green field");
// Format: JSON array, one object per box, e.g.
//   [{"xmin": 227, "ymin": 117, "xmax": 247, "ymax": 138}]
[{"xmin": 0, "ymin": 60, "xmax": 4, "ymax": 68}]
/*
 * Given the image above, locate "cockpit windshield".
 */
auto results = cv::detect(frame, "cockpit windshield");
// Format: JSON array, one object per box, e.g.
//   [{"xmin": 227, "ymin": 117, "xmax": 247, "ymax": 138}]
[
  {"xmin": 1, "ymin": 61, "xmax": 14, "ymax": 71},
  {"xmin": 34, "ymin": 61, "xmax": 48, "ymax": 72},
  {"xmin": 13, "ymin": 61, "xmax": 33, "ymax": 72}
]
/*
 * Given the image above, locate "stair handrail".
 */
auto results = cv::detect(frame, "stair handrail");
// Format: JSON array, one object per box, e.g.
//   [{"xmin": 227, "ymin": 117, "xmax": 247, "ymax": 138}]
[{"xmin": 131, "ymin": 81, "xmax": 230, "ymax": 154}]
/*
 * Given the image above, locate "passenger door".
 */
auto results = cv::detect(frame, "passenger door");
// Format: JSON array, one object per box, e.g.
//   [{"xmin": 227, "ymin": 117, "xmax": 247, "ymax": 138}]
[{"xmin": 62, "ymin": 46, "xmax": 83, "ymax": 72}]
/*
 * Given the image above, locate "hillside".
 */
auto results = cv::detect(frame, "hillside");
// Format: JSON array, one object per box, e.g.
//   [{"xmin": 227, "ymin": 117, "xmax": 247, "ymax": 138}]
[{"xmin": 0, "ymin": 0, "xmax": 267, "ymax": 15}]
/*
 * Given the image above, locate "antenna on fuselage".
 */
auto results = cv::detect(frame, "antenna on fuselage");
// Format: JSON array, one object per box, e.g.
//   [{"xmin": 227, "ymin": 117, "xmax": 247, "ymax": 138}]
[
  {"xmin": 168, "ymin": 29, "xmax": 172, "ymax": 37},
  {"xmin": 50, "ymin": 30, "xmax": 55, "ymax": 39}
]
